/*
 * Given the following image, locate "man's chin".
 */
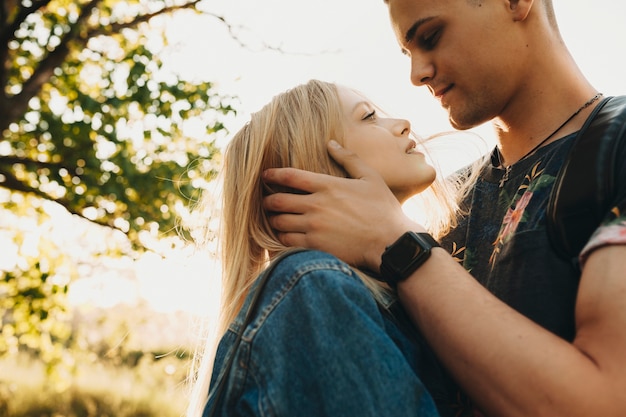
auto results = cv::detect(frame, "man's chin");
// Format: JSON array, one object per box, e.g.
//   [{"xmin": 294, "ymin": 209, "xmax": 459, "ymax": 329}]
[
  {"xmin": 448, "ymin": 108, "xmax": 490, "ymax": 131},
  {"xmin": 449, "ymin": 117, "xmax": 477, "ymax": 131}
]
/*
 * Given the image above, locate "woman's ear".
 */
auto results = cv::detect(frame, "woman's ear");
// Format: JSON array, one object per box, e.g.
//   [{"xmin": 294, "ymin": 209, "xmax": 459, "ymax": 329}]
[{"xmin": 508, "ymin": 0, "xmax": 534, "ymax": 22}]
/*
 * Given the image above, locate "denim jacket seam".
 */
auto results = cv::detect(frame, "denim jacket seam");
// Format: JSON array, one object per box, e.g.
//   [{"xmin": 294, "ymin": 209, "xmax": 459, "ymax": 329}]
[{"xmin": 242, "ymin": 260, "xmax": 354, "ymax": 343}]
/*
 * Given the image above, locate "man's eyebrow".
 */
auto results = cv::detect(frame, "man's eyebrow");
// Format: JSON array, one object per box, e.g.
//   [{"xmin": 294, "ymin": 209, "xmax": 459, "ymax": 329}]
[{"xmin": 404, "ymin": 16, "xmax": 436, "ymax": 44}]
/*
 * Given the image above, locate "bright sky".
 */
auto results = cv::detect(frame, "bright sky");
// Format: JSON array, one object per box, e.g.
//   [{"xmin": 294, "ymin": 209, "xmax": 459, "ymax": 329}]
[
  {"xmin": 70, "ymin": 1, "xmax": 626, "ymax": 315},
  {"xmin": 166, "ymin": 0, "xmax": 626, "ymax": 147}
]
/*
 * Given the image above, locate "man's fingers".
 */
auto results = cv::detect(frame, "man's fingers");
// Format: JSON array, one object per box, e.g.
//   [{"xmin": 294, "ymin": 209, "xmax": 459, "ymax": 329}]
[
  {"xmin": 262, "ymin": 140, "xmax": 381, "ymax": 193},
  {"xmin": 267, "ymin": 213, "xmax": 311, "ymax": 249},
  {"xmin": 275, "ymin": 231, "xmax": 307, "ymax": 248},
  {"xmin": 264, "ymin": 191, "xmax": 311, "ymax": 214},
  {"xmin": 267, "ymin": 212, "xmax": 307, "ymax": 233},
  {"xmin": 263, "ymin": 167, "xmax": 330, "ymax": 193}
]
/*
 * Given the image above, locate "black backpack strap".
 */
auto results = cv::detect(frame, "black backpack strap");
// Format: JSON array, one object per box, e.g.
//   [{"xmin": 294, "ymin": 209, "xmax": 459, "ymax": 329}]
[{"xmin": 547, "ymin": 95, "xmax": 626, "ymax": 265}]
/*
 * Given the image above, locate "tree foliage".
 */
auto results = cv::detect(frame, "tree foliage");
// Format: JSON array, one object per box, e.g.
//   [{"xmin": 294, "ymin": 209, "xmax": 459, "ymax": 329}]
[
  {"xmin": 0, "ymin": 0, "xmax": 236, "ymax": 246},
  {"xmin": 0, "ymin": 192, "xmax": 75, "ymax": 382},
  {"xmin": 0, "ymin": 0, "xmax": 237, "ymax": 374}
]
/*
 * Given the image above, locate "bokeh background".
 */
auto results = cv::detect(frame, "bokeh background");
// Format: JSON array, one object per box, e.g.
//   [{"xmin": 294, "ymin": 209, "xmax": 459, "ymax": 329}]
[{"xmin": 1, "ymin": 1, "xmax": 625, "ymax": 416}]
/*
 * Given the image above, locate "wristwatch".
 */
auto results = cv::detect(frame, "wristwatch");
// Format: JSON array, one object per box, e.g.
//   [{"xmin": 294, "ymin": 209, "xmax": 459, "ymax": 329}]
[{"xmin": 379, "ymin": 232, "xmax": 440, "ymax": 285}]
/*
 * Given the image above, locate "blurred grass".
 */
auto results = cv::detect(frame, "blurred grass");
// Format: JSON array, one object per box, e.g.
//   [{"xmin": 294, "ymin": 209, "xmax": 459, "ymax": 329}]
[
  {"xmin": 0, "ymin": 350, "xmax": 189, "ymax": 417},
  {"xmin": 0, "ymin": 293, "xmax": 210, "ymax": 416}
]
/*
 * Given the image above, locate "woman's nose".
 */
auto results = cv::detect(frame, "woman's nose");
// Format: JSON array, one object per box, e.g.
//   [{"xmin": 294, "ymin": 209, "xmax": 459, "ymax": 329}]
[{"xmin": 394, "ymin": 118, "xmax": 411, "ymax": 136}]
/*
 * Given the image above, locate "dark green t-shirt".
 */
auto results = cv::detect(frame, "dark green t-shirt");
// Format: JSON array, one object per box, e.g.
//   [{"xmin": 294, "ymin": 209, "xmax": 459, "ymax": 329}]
[{"xmin": 434, "ymin": 131, "xmax": 626, "ymax": 416}]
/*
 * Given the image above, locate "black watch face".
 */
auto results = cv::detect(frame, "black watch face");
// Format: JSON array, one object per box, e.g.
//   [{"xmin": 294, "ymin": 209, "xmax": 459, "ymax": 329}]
[
  {"xmin": 381, "ymin": 232, "xmax": 437, "ymax": 281},
  {"xmin": 388, "ymin": 233, "xmax": 424, "ymax": 266}
]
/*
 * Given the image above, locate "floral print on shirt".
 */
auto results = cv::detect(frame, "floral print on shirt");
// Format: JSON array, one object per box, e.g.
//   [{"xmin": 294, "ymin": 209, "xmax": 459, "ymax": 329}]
[{"xmin": 490, "ymin": 161, "xmax": 555, "ymax": 266}]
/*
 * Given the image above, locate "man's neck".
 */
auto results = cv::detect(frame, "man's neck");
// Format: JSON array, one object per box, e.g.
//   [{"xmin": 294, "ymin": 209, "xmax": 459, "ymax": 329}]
[{"xmin": 492, "ymin": 84, "xmax": 599, "ymax": 167}]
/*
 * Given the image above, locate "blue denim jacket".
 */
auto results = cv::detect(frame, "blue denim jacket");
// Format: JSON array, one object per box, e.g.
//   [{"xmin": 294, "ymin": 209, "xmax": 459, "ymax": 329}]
[{"xmin": 203, "ymin": 250, "xmax": 440, "ymax": 417}]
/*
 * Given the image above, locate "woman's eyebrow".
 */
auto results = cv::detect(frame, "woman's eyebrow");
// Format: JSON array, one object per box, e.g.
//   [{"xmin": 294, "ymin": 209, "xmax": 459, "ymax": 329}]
[{"xmin": 352, "ymin": 101, "xmax": 371, "ymax": 113}]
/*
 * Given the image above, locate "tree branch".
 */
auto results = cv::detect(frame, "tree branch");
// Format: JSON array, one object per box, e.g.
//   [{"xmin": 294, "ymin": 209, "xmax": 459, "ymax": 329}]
[
  {"xmin": 2, "ymin": 0, "xmax": 101, "ymax": 128},
  {"xmin": 195, "ymin": 11, "xmax": 313, "ymax": 54},
  {"xmin": 84, "ymin": 0, "xmax": 202, "ymax": 38},
  {"xmin": 0, "ymin": 154, "xmax": 72, "ymax": 170},
  {"xmin": 0, "ymin": 167, "xmax": 134, "ymax": 242},
  {"xmin": 0, "ymin": 0, "xmax": 51, "ymax": 45},
  {"xmin": 85, "ymin": 3, "xmax": 303, "ymax": 55},
  {"xmin": 0, "ymin": 1, "xmax": 52, "ymax": 107}
]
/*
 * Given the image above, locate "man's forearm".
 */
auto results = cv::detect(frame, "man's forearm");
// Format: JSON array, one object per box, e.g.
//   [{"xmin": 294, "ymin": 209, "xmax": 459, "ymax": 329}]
[{"xmin": 397, "ymin": 247, "xmax": 623, "ymax": 417}]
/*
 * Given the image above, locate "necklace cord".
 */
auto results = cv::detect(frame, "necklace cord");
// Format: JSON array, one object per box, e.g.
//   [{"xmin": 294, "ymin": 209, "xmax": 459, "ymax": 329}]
[{"xmin": 497, "ymin": 92, "xmax": 603, "ymax": 169}]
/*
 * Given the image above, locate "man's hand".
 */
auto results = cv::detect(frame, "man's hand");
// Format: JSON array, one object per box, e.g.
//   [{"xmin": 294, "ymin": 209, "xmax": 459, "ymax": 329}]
[{"xmin": 262, "ymin": 140, "xmax": 424, "ymax": 270}]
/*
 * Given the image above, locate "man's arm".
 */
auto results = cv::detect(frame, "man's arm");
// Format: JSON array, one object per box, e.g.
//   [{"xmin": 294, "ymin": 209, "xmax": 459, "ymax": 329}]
[
  {"xmin": 399, "ymin": 244, "xmax": 626, "ymax": 417},
  {"xmin": 398, "ymin": 246, "xmax": 626, "ymax": 416}
]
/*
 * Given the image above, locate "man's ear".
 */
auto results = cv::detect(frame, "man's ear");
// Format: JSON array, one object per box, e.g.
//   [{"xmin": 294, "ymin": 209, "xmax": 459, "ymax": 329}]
[{"xmin": 508, "ymin": 0, "xmax": 534, "ymax": 22}]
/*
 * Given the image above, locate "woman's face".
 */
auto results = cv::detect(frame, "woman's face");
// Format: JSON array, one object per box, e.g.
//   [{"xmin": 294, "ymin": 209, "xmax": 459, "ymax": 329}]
[{"xmin": 338, "ymin": 86, "xmax": 436, "ymax": 203}]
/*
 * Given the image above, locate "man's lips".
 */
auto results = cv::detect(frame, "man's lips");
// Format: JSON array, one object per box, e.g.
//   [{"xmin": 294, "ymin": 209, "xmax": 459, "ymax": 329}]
[{"xmin": 432, "ymin": 84, "xmax": 452, "ymax": 99}]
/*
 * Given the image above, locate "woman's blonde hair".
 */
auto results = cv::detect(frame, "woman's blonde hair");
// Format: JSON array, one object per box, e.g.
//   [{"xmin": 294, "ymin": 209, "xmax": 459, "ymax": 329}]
[{"xmin": 187, "ymin": 79, "xmax": 468, "ymax": 416}]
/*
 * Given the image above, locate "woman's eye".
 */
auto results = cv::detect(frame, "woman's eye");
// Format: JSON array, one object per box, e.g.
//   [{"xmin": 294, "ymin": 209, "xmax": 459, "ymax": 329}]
[
  {"xmin": 420, "ymin": 29, "xmax": 441, "ymax": 50},
  {"xmin": 363, "ymin": 110, "xmax": 376, "ymax": 121}
]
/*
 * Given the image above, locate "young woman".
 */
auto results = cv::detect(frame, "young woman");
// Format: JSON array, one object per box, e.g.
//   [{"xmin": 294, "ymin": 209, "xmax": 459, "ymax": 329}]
[{"xmin": 188, "ymin": 80, "xmax": 468, "ymax": 417}]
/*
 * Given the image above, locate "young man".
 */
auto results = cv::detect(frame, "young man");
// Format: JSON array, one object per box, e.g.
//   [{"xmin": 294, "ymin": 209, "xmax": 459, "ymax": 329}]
[{"xmin": 262, "ymin": 1, "xmax": 626, "ymax": 416}]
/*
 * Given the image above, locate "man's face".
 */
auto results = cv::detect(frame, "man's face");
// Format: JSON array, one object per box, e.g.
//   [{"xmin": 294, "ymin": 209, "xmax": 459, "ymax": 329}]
[{"xmin": 387, "ymin": 0, "xmax": 528, "ymax": 130}]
